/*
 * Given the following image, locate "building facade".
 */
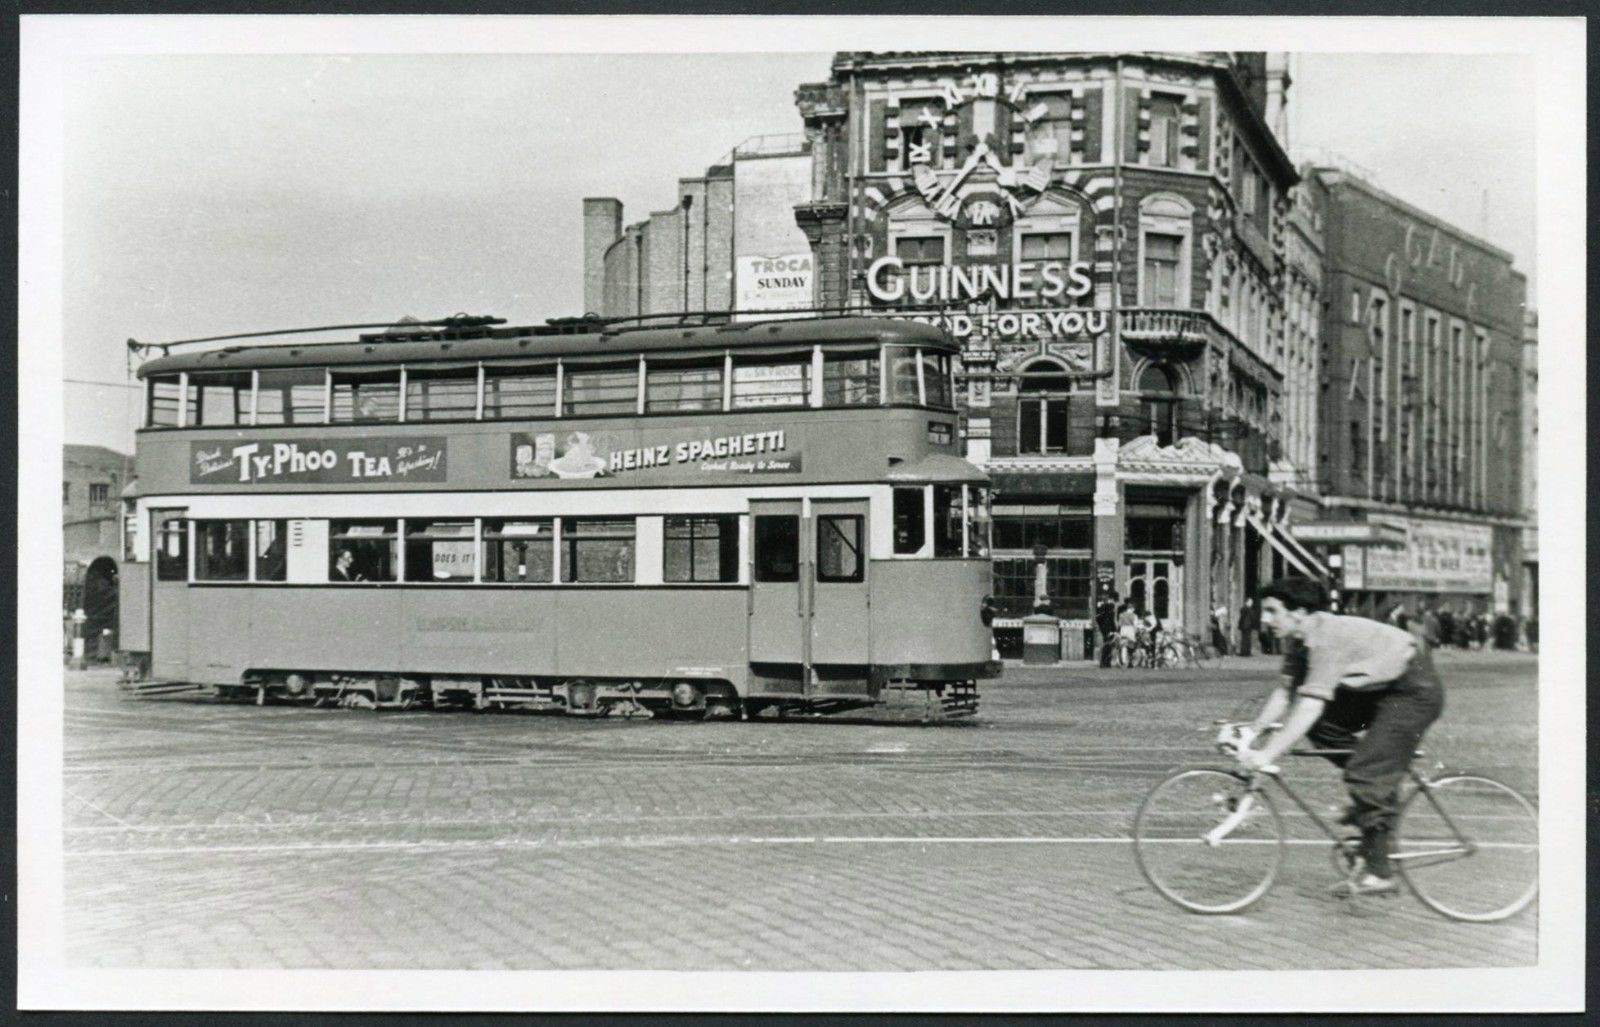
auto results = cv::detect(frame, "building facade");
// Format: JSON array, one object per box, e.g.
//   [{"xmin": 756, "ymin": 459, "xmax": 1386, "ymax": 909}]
[
  {"xmin": 1520, "ymin": 309, "xmax": 1537, "ymax": 619},
  {"xmin": 1304, "ymin": 169, "xmax": 1528, "ymax": 619},
  {"xmin": 579, "ymin": 50, "xmax": 1534, "ymax": 654},
  {"xmin": 791, "ymin": 51, "xmax": 1322, "ymax": 644},
  {"xmin": 63, "ymin": 444, "xmax": 130, "ymax": 646}
]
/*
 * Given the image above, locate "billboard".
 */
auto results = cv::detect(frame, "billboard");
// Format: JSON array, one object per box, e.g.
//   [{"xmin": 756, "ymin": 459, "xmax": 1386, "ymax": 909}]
[
  {"xmin": 734, "ymin": 253, "xmax": 813, "ymax": 315},
  {"xmin": 1359, "ymin": 516, "xmax": 1494, "ymax": 593}
]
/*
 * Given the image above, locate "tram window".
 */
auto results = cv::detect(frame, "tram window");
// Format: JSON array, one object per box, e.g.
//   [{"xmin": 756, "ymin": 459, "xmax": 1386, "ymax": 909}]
[
  {"xmin": 254, "ymin": 519, "xmax": 288, "ymax": 582},
  {"xmin": 256, "ymin": 368, "xmax": 327, "ymax": 425},
  {"xmin": 822, "ymin": 350, "xmax": 881, "ymax": 407},
  {"xmin": 564, "ymin": 365, "xmax": 638, "ymax": 417},
  {"xmin": 932, "ymin": 485, "xmax": 964, "ymax": 558},
  {"xmin": 966, "ymin": 486, "xmax": 993, "ymax": 558},
  {"xmin": 921, "ymin": 351, "xmax": 954, "ymax": 407},
  {"xmin": 483, "ymin": 365, "xmax": 557, "ymax": 419},
  {"xmin": 816, "ymin": 515, "xmax": 864, "ymax": 583},
  {"xmin": 328, "ymin": 519, "xmax": 398, "ymax": 582},
  {"xmin": 646, "ymin": 361, "xmax": 723, "ymax": 413},
  {"xmin": 194, "ymin": 520, "xmax": 250, "ymax": 581},
  {"xmin": 331, "ymin": 370, "xmax": 401, "ymax": 423},
  {"xmin": 664, "ymin": 515, "xmax": 740, "ymax": 583},
  {"xmin": 892, "ymin": 487, "xmax": 925, "ymax": 554},
  {"xmin": 405, "ymin": 368, "xmax": 479, "ymax": 421},
  {"xmin": 155, "ymin": 515, "xmax": 187, "ymax": 580},
  {"xmin": 731, "ymin": 356, "xmax": 810, "ymax": 409},
  {"xmin": 753, "ymin": 516, "xmax": 799, "ymax": 582},
  {"xmin": 560, "ymin": 517, "xmax": 636, "ymax": 583},
  {"xmin": 189, "ymin": 372, "xmax": 253, "ymax": 427},
  {"xmin": 482, "ymin": 519, "xmax": 554, "ymax": 583},
  {"xmin": 404, "ymin": 520, "xmax": 476, "ymax": 582},
  {"xmin": 885, "ymin": 346, "xmax": 920, "ymax": 404},
  {"xmin": 147, "ymin": 376, "xmax": 183, "ymax": 428}
]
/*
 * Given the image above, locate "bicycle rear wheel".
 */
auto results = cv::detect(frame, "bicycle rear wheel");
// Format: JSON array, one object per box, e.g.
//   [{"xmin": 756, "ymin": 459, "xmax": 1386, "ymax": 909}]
[
  {"xmin": 1133, "ymin": 768, "xmax": 1284, "ymax": 914},
  {"xmin": 1396, "ymin": 774, "xmax": 1538, "ymax": 922}
]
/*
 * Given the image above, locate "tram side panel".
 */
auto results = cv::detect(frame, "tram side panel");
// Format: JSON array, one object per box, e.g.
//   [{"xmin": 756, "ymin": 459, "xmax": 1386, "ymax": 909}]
[
  {"xmin": 160, "ymin": 584, "xmax": 752, "ymax": 691},
  {"xmin": 868, "ymin": 559, "xmax": 994, "ymax": 675}
]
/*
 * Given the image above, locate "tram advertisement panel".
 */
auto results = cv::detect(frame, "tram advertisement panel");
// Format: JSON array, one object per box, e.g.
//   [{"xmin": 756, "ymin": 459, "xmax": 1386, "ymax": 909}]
[
  {"xmin": 510, "ymin": 428, "xmax": 802, "ymax": 481},
  {"xmin": 190, "ymin": 437, "xmax": 448, "ymax": 485}
]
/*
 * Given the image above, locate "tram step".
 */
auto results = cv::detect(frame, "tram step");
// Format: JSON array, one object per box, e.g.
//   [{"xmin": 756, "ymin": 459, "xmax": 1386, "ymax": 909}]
[{"xmin": 118, "ymin": 679, "xmax": 206, "ymax": 698}]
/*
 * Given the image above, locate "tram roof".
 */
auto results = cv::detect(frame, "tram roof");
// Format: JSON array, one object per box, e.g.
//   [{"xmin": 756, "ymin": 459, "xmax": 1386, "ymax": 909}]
[{"xmin": 136, "ymin": 316, "xmax": 954, "ymax": 378}]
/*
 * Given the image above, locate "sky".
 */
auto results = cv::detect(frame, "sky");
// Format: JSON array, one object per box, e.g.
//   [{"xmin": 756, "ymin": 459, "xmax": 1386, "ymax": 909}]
[{"xmin": 56, "ymin": 49, "xmax": 1537, "ymax": 454}]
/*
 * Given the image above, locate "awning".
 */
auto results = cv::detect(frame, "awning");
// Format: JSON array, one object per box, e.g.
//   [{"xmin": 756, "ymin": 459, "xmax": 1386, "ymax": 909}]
[
  {"xmin": 1246, "ymin": 510, "xmax": 1323, "ymax": 582},
  {"xmin": 1287, "ymin": 521, "xmax": 1409, "ymax": 546},
  {"xmin": 885, "ymin": 453, "xmax": 989, "ymax": 485},
  {"xmin": 1273, "ymin": 521, "xmax": 1332, "ymax": 578}
]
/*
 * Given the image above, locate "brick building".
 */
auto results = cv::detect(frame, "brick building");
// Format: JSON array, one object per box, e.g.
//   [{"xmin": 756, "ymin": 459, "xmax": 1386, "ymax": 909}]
[
  {"xmin": 790, "ymin": 51, "xmax": 1323, "ymax": 644},
  {"xmin": 1300, "ymin": 168, "xmax": 1528, "ymax": 620},
  {"xmin": 1521, "ymin": 310, "xmax": 1537, "ymax": 619},
  {"xmin": 584, "ymin": 134, "xmax": 815, "ymax": 320}
]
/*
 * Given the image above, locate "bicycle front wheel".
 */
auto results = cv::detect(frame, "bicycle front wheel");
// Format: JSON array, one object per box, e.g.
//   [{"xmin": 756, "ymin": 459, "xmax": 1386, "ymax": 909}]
[
  {"xmin": 1396, "ymin": 774, "xmax": 1538, "ymax": 922},
  {"xmin": 1133, "ymin": 768, "xmax": 1284, "ymax": 914}
]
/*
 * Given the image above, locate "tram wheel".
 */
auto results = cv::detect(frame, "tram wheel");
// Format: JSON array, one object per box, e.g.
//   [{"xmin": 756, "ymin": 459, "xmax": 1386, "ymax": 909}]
[{"xmin": 565, "ymin": 680, "xmax": 598, "ymax": 714}]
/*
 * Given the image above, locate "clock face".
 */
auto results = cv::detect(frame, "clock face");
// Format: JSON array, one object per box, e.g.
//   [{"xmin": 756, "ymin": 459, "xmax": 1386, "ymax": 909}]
[{"xmin": 899, "ymin": 72, "xmax": 1054, "ymax": 226}]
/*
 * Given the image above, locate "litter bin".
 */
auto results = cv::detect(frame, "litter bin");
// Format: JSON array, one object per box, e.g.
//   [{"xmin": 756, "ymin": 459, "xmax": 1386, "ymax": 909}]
[{"xmin": 1022, "ymin": 613, "xmax": 1061, "ymax": 665}]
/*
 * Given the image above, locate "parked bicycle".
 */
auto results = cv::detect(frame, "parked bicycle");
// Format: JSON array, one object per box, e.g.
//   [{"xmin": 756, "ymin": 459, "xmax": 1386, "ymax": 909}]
[{"xmin": 1132, "ymin": 720, "xmax": 1538, "ymax": 921}]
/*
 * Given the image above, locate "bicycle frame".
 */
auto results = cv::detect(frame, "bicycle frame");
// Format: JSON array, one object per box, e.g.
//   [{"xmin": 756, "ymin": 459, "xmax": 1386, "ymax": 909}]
[{"xmin": 1222, "ymin": 752, "xmax": 1474, "ymax": 869}]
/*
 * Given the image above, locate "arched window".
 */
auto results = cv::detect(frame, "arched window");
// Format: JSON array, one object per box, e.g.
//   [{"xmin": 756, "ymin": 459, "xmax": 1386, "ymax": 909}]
[
  {"xmin": 1138, "ymin": 364, "xmax": 1181, "ymax": 447},
  {"xmin": 1016, "ymin": 360, "xmax": 1092, "ymax": 456}
]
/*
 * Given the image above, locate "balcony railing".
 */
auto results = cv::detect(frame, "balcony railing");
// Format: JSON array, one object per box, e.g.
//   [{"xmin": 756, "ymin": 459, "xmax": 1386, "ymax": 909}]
[{"xmin": 1119, "ymin": 308, "xmax": 1215, "ymax": 345}]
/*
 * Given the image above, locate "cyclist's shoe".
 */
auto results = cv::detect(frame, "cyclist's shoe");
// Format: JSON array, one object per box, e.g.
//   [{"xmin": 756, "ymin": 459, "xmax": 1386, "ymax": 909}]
[{"xmin": 1329, "ymin": 873, "xmax": 1400, "ymax": 898}]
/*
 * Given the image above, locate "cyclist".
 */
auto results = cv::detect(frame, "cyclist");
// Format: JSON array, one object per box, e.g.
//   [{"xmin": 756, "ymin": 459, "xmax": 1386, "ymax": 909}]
[{"xmin": 1233, "ymin": 577, "xmax": 1445, "ymax": 896}]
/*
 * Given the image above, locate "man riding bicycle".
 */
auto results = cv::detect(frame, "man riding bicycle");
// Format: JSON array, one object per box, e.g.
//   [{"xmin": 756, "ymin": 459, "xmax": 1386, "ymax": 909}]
[{"xmin": 1233, "ymin": 577, "xmax": 1445, "ymax": 896}]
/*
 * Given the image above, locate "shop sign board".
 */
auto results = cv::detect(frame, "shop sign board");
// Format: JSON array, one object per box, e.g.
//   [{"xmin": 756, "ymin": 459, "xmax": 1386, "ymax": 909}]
[
  {"xmin": 1288, "ymin": 521, "xmax": 1408, "ymax": 545},
  {"xmin": 191, "ymin": 437, "xmax": 447, "ymax": 485},
  {"xmin": 1361, "ymin": 516, "xmax": 1494, "ymax": 593}
]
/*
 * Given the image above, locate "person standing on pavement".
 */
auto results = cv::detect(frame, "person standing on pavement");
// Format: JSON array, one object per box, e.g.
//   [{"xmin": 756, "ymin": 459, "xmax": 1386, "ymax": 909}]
[
  {"xmin": 1095, "ymin": 590, "xmax": 1119, "ymax": 668},
  {"xmin": 1211, "ymin": 601, "xmax": 1231, "ymax": 657},
  {"xmin": 1237, "ymin": 597, "xmax": 1257, "ymax": 656}
]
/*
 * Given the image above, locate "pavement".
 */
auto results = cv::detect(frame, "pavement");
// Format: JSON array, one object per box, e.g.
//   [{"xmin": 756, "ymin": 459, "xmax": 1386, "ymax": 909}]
[{"xmin": 60, "ymin": 650, "xmax": 1539, "ymax": 972}]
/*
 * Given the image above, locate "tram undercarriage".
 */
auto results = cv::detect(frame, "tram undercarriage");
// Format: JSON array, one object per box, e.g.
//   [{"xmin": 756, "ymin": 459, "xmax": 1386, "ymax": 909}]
[{"xmin": 118, "ymin": 665, "xmax": 982, "ymax": 720}]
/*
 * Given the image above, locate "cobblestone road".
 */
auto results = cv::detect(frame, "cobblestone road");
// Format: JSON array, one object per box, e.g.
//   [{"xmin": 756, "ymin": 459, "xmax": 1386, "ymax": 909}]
[{"xmin": 62, "ymin": 652, "xmax": 1538, "ymax": 971}]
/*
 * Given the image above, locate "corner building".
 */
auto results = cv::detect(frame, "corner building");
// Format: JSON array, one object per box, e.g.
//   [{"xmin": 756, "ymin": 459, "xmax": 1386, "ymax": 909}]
[
  {"xmin": 1305, "ymin": 168, "xmax": 1528, "ymax": 620},
  {"xmin": 793, "ymin": 52, "xmax": 1323, "ymax": 647}
]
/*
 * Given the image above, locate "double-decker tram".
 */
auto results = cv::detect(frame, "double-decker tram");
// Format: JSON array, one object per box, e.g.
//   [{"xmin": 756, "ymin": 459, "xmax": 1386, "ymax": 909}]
[{"xmin": 118, "ymin": 314, "xmax": 1000, "ymax": 718}]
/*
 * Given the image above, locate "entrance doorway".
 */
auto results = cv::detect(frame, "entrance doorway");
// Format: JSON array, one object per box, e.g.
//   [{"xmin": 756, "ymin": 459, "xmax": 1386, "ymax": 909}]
[{"xmin": 1126, "ymin": 558, "xmax": 1183, "ymax": 633}]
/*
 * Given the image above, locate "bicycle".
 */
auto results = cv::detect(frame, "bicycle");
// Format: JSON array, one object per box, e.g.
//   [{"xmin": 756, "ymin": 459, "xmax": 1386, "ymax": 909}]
[{"xmin": 1132, "ymin": 721, "xmax": 1538, "ymax": 921}]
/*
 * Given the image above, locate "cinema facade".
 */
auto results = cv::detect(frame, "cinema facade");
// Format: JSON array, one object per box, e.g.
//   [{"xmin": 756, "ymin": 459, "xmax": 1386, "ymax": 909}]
[{"xmin": 585, "ymin": 51, "xmax": 1333, "ymax": 652}]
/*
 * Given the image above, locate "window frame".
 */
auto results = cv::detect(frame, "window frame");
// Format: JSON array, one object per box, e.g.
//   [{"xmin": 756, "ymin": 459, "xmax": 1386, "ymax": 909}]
[
  {"xmin": 328, "ymin": 518, "xmax": 400, "ymax": 583},
  {"xmin": 402, "ymin": 518, "xmax": 479, "ymax": 583},
  {"xmin": 481, "ymin": 517, "xmax": 556, "ymax": 584},
  {"xmin": 815, "ymin": 513, "xmax": 865, "ymax": 584},
  {"xmin": 662, "ymin": 514, "xmax": 741, "ymax": 584},
  {"xmin": 559, "ymin": 516, "xmax": 637, "ymax": 584}
]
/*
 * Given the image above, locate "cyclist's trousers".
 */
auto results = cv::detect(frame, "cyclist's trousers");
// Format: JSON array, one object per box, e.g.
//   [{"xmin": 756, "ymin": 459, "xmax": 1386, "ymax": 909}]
[{"xmin": 1306, "ymin": 644, "xmax": 1446, "ymax": 833}]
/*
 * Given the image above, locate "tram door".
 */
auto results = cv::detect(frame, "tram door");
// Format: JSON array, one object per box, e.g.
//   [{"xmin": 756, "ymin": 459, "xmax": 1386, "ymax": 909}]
[
  {"xmin": 149, "ymin": 509, "xmax": 190, "ymax": 681},
  {"xmin": 807, "ymin": 499, "xmax": 870, "ymax": 665},
  {"xmin": 749, "ymin": 500, "xmax": 806, "ymax": 665}
]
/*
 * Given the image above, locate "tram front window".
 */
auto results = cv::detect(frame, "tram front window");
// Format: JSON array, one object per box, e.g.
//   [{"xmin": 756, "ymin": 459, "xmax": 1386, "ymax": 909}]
[
  {"xmin": 189, "ymin": 372, "xmax": 253, "ymax": 427},
  {"xmin": 933, "ymin": 484, "xmax": 963, "ymax": 558},
  {"xmin": 328, "ymin": 519, "xmax": 398, "ymax": 582},
  {"xmin": 482, "ymin": 519, "xmax": 554, "ymax": 583},
  {"xmin": 967, "ymin": 486, "xmax": 992, "ymax": 557},
  {"xmin": 147, "ymin": 376, "xmax": 183, "ymax": 428},
  {"xmin": 404, "ymin": 520, "xmax": 476, "ymax": 582},
  {"xmin": 194, "ymin": 520, "xmax": 249, "ymax": 581},
  {"xmin": 886, "ymin": 346, "xmax": 920, "ymax": 404},
  {"xmin": 921, "ymin": 350, "xmax": 954, "ymax": 407},
  {"xmin": 893, "ymin": 487, "xmax": 925, "ymax": 554},
  {"xmin": 561, "ymin": 518, "xmax": 636, "ymax": 583}
]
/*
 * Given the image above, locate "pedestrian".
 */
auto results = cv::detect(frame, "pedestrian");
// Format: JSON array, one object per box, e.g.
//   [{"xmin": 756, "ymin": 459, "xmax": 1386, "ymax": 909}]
[
  {"xmin": 1437, "ymin": 607, "xmax": 1456, "ymax": 650},
  {"xmin": 1210, "ymin": 601, "xmax": 1231, "ymax": 657},
  {"xmin": 1095, "ymin": 590, "xmax": 1119, "ymax": 668},
  {"xmin": 1237, "ymin": 597, "xmax": 1257, "ymax": 657},
  {"xmin": 1525, "ymin": 614, "xmax": 1538, "ymax": 651},
  {"xmin": 1420, "ymin": 605, "xmax": 1441, "ymax": 649}
]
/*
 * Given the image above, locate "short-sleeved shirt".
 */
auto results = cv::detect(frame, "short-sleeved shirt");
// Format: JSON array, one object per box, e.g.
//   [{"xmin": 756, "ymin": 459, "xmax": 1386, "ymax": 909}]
[{"xmin": 1281, "ymin": 612, "xmax": 1420, "ymax": 702}]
